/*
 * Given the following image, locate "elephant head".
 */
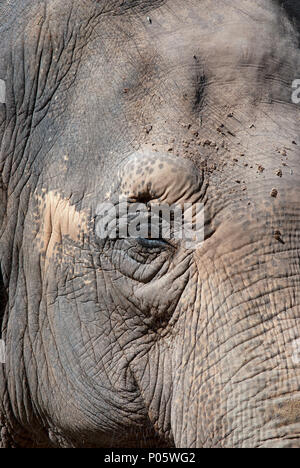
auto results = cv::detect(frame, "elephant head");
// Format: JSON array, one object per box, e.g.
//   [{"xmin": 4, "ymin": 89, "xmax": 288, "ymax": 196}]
[{"xmin": 1, "ymin": 0, "xmax": 300, "ymax": 448}]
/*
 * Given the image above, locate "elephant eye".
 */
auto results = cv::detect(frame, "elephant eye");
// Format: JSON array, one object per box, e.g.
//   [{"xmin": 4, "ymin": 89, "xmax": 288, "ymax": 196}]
[{"xmin": 136, "ymin": 237, "xmax": 170, "ymax": 250}]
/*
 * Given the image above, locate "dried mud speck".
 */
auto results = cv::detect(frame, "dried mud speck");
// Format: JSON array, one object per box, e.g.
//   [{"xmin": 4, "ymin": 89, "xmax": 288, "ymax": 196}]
[{"xmin": 257, "ymin": 165, "xmax": 265, "ymax": 173}]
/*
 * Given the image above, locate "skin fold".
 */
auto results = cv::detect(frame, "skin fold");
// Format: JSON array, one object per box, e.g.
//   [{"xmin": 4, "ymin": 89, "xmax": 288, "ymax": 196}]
[{"xmin": 0, "ymin": 0, "xmax": 300, "ymax": 448}]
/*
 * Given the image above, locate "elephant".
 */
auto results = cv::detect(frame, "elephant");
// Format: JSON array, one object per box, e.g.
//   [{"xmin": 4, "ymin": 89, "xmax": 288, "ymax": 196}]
[{"xmin": 1, "ymin": 0, "xmax": 300, "ymax": 448}]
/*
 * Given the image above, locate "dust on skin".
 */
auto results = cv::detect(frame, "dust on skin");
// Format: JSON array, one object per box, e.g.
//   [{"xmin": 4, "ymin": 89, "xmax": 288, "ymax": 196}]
[
  {"xmin": 34, "ymin": 190, "xmax": 89, "ymax": 271},
  {"xmin": 266, "ymin": 400, "xmax": 300, "ymax": 427},
  {"xmin": 276, "ymin": 400, "xmax": 300, "ymax": 425}
]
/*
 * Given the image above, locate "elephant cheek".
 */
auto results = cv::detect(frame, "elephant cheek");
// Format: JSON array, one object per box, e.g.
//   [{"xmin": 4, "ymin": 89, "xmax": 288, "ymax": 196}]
[
  {"xmin": 169, "ymin": 216, "xmax": 300, "ymax": 448},
  {"xmin": 33, "ymin": 191, "xmax": 89, "ymax": 271}
]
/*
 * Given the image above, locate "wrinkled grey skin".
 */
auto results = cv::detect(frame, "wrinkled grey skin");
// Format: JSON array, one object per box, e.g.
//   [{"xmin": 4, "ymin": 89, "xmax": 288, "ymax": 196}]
[{"xmin": 1, "ymin": 0, "xmax": 300, "ymax": 448}]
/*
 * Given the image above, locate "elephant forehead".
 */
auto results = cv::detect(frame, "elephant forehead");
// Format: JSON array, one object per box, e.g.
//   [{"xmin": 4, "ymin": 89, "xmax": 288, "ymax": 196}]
[{"xmin": 119, "ymin": 153, "xmax": 203, "ymax": 203}]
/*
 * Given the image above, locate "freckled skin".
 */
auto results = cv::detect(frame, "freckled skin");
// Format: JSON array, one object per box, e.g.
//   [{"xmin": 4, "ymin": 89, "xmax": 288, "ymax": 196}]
[
  {"xmin": 118, "ymin": 152, "xmax": 203, "ymax": 204},
  {"xmin": 1, "ymin": 0, "xmax": 300, "ymax": 448}
]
